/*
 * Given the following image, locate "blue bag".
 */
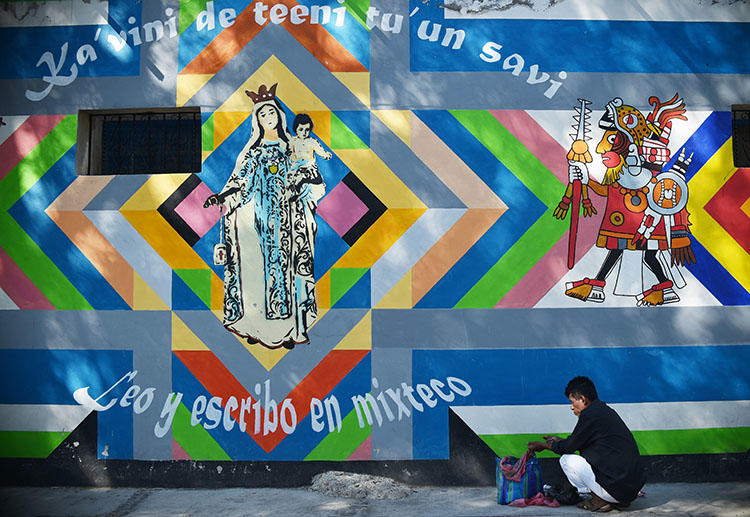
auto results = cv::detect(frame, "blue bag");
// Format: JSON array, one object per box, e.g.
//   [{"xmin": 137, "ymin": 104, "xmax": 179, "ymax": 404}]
[{"xmin": 496, "ymin": 452, "xmax": 543, "ymax": 504}]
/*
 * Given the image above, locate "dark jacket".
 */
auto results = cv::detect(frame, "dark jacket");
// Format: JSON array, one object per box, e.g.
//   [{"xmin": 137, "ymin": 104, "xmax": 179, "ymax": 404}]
[{"xmin": 550, "ymin": 399, "xmax": 645, "ymax": 503}]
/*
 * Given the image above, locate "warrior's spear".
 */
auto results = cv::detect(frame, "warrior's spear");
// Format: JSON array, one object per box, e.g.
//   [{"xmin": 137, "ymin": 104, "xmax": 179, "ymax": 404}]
[{"xmin": 553, "ymin": 98, "xmax": 595, "ymax": 269}]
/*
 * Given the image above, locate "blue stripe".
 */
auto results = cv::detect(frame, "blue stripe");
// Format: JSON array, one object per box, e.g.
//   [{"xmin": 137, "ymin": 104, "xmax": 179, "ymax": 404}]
[
  {"xmin": 409, "ymin": 6, "xmax": 750, "ymax": 74},
  {"xmin": 296, "ymin": 0, "xmax": 369, "ymax": 69},
  {"xmin": 0, "ymin": 349, "xmax": 133, "ymax": 405},
  {"xmin": 334, "ymin": 110, "xmax": 370, "ymax": 146},
  {"xmin": 98, "ymin": 394, "xmax": 134, "ymax": 460},
  {"xmin": 412, "ymin": 345, "xmax": 750, "ymax": 459},
  {"xmin": 332, "ymin": 269, "xmax": 371, "ymax": 308},
  {"xmin": 413, "ymin": 110, "xmax": 545, "ymax": 308},
  {"xmin": 666, "ymin": 111, "xmax": 731, "ymax": 180},
  {"xmin": 173, "ymin": 351, "xmax": 370, "ymax": 460},
  {"xmin": 687, "ymin": 238, "xmax": 750, "ymax": 305},
  {"xmin": 171, "ymin": 271, "xmax": 209, "ymax": 310},
  {"xmin": 194, "ymin": 221, "xmax": 224, "ymax": 278},
  {"xmin": 178, "ymin": 0, "xmax": 268, "ymax": 71},
  {"xmin": 0, "ymin": 0, "xmax": 141, "ymax": 80},
  {"xmin": 8, "ymin": 147, "xmax": 130, "ymax": 309},
  {"xmin": 314, "ymin": 217, "xmax": 351, "ymax": 278}
]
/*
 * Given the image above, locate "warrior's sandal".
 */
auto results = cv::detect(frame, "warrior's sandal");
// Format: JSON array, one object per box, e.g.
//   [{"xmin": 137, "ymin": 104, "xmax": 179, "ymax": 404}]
[
  {"xmin": 565, "ymin": 278, "xmax": 606, "ymax": 303},
  {"xmin": 636, "ymin": 280, "xmax": 679, "ymax": 306}
]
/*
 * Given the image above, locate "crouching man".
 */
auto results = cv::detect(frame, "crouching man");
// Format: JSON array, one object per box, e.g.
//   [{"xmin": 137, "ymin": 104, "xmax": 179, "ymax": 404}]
[{"xmin": 527, "ymin": 376, "xmax": 645, "ymax": 512}]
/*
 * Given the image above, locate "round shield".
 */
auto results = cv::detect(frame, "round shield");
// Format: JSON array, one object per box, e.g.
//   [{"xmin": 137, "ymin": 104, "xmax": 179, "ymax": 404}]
[{"xmin": 647, "ymin": 171, "xmax": 688, "ymax": 215}]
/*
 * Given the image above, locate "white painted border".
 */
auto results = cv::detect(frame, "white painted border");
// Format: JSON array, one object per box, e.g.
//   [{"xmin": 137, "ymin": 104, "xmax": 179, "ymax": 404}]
[
  {"xmin": 453, "ymin": 400, "xmax": 750, "ymax": 435},
  {"xmin": 0, "ymin": 404, "xmax": 91, "ymax": 432},
  {"xmin": 444, "ymin": 0, "xmax": 750, "ymax": 22}
]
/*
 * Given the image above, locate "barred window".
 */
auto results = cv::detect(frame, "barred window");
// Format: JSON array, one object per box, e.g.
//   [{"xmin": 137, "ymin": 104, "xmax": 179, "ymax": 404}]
[
  {"xmin": 76, "ymin": 107, "xmax": 202, "ymax": 175},
  {"xmin": 732, "ymin": 105, "xmax": 750, "ymax": 168}
]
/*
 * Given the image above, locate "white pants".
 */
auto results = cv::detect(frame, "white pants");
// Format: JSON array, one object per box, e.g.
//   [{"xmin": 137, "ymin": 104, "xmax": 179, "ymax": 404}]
[{"xmin": 559, "ymin": 454, "xmax": 618, "ymax": 503}]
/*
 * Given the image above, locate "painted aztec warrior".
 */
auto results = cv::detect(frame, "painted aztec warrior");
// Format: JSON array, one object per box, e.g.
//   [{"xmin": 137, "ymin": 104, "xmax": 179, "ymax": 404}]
[{"xmin": 556, "ymin": 94, "xmax": 696, "ymax": 306}]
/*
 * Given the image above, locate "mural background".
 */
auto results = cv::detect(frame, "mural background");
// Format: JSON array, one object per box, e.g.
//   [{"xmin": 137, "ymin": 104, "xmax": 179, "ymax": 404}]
[{"xmin": 0, "ymin": 0, "xmax": 748, "ymax": 478}]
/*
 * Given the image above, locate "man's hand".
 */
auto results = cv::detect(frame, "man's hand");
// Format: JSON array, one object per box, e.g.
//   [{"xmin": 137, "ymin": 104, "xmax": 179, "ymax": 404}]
[
  {"xmin": 527, "ymin": 441, "xmax": 548, "ymax": 453},
  {"xmin": 543, "ymin": 435, "xmax": 562, "ymax": 444}
]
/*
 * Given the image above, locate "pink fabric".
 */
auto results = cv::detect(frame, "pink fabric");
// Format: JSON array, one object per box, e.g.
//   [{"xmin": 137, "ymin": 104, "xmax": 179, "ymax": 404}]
[
  {"xmin": 508, "ymin": 492, "xmax": 561, "ymax": 508},
  {"xmin": 500, "ymin": 451, "xmax": 533, "ymax": 482}
]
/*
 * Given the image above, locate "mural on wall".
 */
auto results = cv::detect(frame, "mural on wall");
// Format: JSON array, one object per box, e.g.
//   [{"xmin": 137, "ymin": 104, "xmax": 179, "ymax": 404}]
[
  {"xmin": 557, "ymin": 94, "xmax": 695, "ymax": 306},
  {"xmin": 204, "ymin": 83, "xmax": 328, "ymax": 350},
  {"xmin": 0, "ymin": 0, "xmax": 749, "ymax": 467}
]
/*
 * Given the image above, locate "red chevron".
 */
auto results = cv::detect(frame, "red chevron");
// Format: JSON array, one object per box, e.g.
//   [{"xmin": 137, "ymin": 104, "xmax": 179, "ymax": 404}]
[
  {"xmin": 180, "ymin": 1, "xmax": 366, "ymax": 76},
  {"xmin": 704, "ymin": 168, "xmax": 750, "ymax": 254},
  {"xmin": 174, "ymin": 348, "xmax": 368, "ymax": 453}
]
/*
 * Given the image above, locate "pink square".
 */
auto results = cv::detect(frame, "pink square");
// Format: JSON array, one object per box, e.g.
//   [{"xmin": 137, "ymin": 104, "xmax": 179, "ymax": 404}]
[
  {"xmin": 174, "ymin": 182, "xmax": 222, "ymax": 238},
  {"xmin": 317, "ymin": 182, "xmax": 368, "ymax": 237}
]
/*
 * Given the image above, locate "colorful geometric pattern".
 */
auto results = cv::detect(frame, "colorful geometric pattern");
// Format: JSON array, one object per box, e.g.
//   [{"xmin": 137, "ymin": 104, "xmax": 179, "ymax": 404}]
[
  {"xmin": 1, "ymin": 0, "xmax": 748, "ymax": 465},
  {"xmin": 318, "ymin": 171, "xmax": 387, "ymax": 246}
]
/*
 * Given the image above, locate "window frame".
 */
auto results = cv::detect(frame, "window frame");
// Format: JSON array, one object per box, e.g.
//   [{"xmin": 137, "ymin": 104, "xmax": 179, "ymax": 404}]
[{"xmin": 75, "ymin": 106, "xmax": 202, "ymax": 176}]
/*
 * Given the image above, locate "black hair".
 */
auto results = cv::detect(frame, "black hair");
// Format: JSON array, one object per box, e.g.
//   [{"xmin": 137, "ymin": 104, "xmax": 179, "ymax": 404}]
[
  {"xmin": 293, "ymin": 113, "xmax": 313, "ymax": 133},
  {"xmin": 565, "ymin": 376, "xmax": 598, "ymax": 401},
  {"xmin": 250, "ymin": 100, "xmax": 289, "ymax": 149}
]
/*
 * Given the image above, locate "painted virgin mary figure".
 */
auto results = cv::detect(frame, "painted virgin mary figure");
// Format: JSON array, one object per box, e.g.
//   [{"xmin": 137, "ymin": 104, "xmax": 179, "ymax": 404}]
[{"xmin": 204, "ymin": 84, "xmax": 322, "ymax": 349}]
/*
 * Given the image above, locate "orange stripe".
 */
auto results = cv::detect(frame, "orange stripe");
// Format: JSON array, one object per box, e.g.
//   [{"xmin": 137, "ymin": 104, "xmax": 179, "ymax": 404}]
[
  {"xmin": 175, "ymin": 348, "xmax": 368, "ymax": 452},
  {"xmin": 278, "ymin": 0, "xmax": 366, "ymax": 72},
  {"xmin": 181, "ymin": 5, "xmax": 263, "ymax": 76},
  {"xmin": 181, "ymin": 2, "xmax": 366, "ymax": 76},
  {"xmin": 46, "ymin": 210, "xmax": 134, "ymax": 307},
  {"xmin": 412, "ymin": 209, "xmax": 502, "ymax": 305}
]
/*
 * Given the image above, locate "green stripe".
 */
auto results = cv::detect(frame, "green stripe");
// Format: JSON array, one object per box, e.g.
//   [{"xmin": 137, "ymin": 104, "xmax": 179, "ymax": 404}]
[
  {"xmin": 633, "ymin": 427, "xmax": 750, "ymax": 455},
  {"xmin": 344, "ymin": 0, "xmax": 370, "ymax": 29},
  {"xmin": 172, "ymin": 402, "xmax": 231, "ymax": 460},
  {"xmin": 202, "ymin": 114, "xmax": 214, "ymax": 152},
  {"xmin": 450, "ymin": 110, "xmax": 566, "ymax": 308},
  {"xmin": 0, "ymin": 213, "xmax": 92, "ymax": 309},
  {"xmin": 175, "ymin": 269, "xmax": 212, "ymax": 307},
  {"xmin": 0, "ymin": 115, "xmax": 76, "ymax": 212},
  {"xmin": 179, "ymin": 0, "xmax": 208, "ymax": 34},
  {"xmin": 330, "ymin": 114, "xmax": 368, "ymax": 150},
  {"xmin": 0, "ymin": 431, "xmax": 69, "ymax": 458},
  {"xmin": 457, "ymin": 205, "xmax": 565, "ymax": 307},
  {"xmin": 304, "ymin": 408, "xmax": 371, "ymax": 461},
  {"xmin": 0, "ymin": 115, "xmax": 89, "ymax": 309},
  {"xmin": 480, "ymin": 427, "xmax": 750, "ymax": 458},
  {"xmin": 330, "ymin": 267, "xmax": 368, "ymax": 306},
  {"xmin": 480, "ymin": 433, "xmax": 559, "ymax": 459},
  {"xmin": 450, "ymin": 110, "xmax": 562, "ymax": 206},
  {"xmin": 456, "ymin": 205, "xmax": 565, "ymax": 307}
]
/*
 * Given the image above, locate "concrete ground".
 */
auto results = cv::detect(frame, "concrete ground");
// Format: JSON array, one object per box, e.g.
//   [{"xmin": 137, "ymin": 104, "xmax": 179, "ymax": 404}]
[{"xmin": 2, "ymin": 483, "xmax": 749, "ymax": 517}]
